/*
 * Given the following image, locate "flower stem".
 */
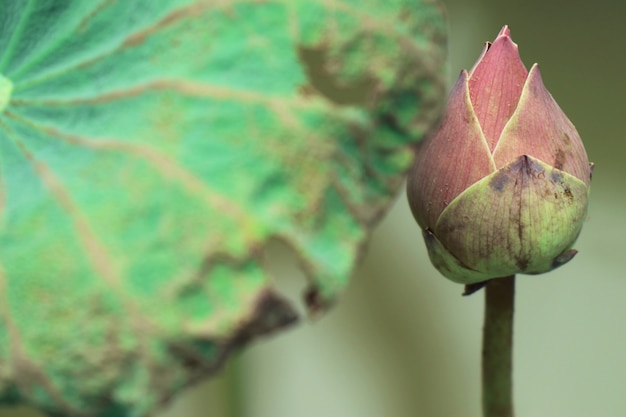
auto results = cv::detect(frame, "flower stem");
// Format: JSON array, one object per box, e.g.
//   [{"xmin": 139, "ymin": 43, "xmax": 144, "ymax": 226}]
[{"xmin": 482, "ymin": 275, "xmax": 515, "ymax": 417}]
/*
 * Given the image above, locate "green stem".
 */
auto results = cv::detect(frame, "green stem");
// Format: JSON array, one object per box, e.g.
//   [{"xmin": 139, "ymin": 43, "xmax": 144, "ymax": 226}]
[{"xmin": 482, "ymin": 275, "xmax": 515, "ymax": 417}]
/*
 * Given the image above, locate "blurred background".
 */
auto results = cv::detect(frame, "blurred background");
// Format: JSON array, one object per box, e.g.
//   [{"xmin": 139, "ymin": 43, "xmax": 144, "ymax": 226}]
[{"xmin": 3, "ymin": 0, "xmax": 625, "ymax": 416}]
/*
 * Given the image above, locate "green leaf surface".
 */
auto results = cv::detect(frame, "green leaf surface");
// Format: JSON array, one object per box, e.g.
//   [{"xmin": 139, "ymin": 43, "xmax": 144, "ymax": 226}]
[{"xmin": 0, "ymin": 1, "xmax": 446, "ymax": 416}]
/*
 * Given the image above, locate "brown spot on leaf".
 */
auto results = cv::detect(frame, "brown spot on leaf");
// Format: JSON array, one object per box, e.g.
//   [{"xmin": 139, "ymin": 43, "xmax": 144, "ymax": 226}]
[
  {"xmin": 399, "ymin": 7, "xmax": 411, "ymax": 22},
  {"xmin": 297, "ymin": 45, "xmax": 377, "ymax": 106},
  {"xmin": 298, "ymin": 84, "xmax": 317, "ymax": 98}
]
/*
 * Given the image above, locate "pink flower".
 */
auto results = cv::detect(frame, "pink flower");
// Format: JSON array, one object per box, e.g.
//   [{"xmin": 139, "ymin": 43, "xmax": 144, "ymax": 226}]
[{"xmin": 407, "ymin": 26, "xmax": 592, "ymax": 284}]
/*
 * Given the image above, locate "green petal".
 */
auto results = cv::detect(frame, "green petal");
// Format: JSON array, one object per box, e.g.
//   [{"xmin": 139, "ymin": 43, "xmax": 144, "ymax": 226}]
[
  {"xmin": 422, "ymin": 228, "xmax": 494, "ymax": 284},
  {"xmin": 435, "ymin": 155, "xmax": 588, "ymax": 278}
]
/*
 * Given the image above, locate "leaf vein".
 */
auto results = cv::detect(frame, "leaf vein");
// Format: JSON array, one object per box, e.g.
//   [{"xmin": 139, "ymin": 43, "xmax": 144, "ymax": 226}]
[
  {"xmin": 5, "ymin": 111, "xmax": 258, "ymax": 234},
  {"xmin": 16, "ymin": 141, "xmax": 124, "ymax": 290},
  {"xmin": 12, "ymin": 79, "xmax": 326, "ymax": 112},
  {"xmin": 13, "ymin": 0, "xmax": 231, "ymax": 91},
  {"xmin": 0, "ymin": 0, "xmax": 36, "ymax": 72}
]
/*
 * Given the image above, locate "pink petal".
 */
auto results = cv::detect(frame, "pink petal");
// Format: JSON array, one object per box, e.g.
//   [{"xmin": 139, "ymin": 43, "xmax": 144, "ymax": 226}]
[
  {"xmin": 407, "ymin": 70, "xmax": 496, "ymax": 229},
  {"xmin": 493, "ymin": 64, "xmax": 591, "ymax": 185},
  {"xmin": 468, "ymin": 28, "xmax": 528, "ymax": 151}
]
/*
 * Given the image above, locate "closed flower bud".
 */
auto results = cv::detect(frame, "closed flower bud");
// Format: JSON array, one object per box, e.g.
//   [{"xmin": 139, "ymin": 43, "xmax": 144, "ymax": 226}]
[{"xmin": 407, "ymin": 26, "xmax": 592, "ymax": 284}]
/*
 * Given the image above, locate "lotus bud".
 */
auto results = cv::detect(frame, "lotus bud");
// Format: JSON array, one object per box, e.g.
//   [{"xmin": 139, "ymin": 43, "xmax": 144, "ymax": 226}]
[{"xmin": 407, "ymin": 26, "xmax": 592, "ymax": 285}]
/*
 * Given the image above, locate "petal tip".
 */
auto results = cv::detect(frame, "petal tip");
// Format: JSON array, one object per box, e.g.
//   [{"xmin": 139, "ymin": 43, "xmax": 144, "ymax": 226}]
[
  {"xmin": 498, "ymin": 25, "xmax": 511, "ymax": 38},
  {"xmin": 526, "ymin": 64, "xmax": 546, "ymax": 89}
]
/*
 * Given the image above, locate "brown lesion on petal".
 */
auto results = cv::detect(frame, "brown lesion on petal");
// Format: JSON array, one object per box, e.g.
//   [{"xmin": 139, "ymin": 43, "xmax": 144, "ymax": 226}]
[
  {"xmin": 514, "ymin": 254, "xmax": 530, "ymax": 271},
  {"xmin": 563, "ymin": 186, "xmax": 574, "ymax": 202},
  {"xmin": 488, "ymin": 169, "xmax": 512, "ymax": 192},
  {"xmin": 553, "ymin": 148, "xmax": 566, "ymax": 170}
]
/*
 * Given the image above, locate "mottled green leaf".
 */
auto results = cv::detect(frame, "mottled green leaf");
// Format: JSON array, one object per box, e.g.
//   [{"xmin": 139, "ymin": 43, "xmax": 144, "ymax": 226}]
[{"xmin": 0, "ymin": 1, "xmax": 446, "ymax": 416}]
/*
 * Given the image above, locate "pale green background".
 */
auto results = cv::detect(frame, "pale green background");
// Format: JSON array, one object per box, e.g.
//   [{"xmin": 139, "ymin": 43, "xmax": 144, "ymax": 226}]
[{"xmin": 3, "ymin": 0, "xmax": 624, "ymax": 416}]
